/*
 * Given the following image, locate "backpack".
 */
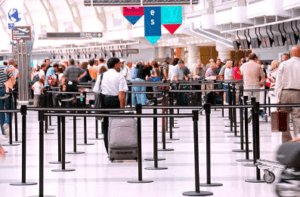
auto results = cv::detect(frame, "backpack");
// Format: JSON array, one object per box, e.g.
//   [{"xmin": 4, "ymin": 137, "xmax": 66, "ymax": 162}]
[
  {"xmin": 47, "ymin": 74, "xmax": 59, "ymax": 86},
  {"xmin": 30, "ymin": 74, "xmax": 40, "ymax": 86}
]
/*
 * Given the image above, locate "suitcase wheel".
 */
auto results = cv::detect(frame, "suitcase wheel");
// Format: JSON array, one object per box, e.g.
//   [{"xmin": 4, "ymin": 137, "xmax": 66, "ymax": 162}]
[{"xmin": 263, "ymin": 170, "xmax": 275, "ymax": 184}]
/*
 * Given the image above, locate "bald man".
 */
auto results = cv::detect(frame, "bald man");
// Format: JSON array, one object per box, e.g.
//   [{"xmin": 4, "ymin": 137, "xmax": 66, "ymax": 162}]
[{"xmin": 275, "ymin": 46, "xmax": 300, "ymax": 142}]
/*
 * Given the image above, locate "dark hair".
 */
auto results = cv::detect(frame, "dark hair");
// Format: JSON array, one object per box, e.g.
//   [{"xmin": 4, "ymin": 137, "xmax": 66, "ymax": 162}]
[
  {"xmin": 81, "ymin": 62, "xmax": 88, "ymax": 69},
  {"xmin": 282, "ymin": 53, "xmax": 289, "ymax": 57},
  {"xmin": 69, "ymin": 59, "xmax": 75, "ymax": 65},
  {"xmin": 234, "ymin": 60, "xmax": 239, "ymax": 67},
  {"xmin": 41, "ymin": 63, "xmax": 46, "ymax": 68},
  {"xmin": 178, "ymin": 60, "xmax": 184, "ymax": 64},
  {"xmin": 53, "ymin": 63, "xmax": 59, "ymax": 68},
  {"xmin": 89, "ymin": 59, "xmax": 95, "ymax": 66},
  {"xmin": 99, "ymin": 57, "xmax": 105, "ymax": 62},
  {"xmin": 58, "ymin": 68, "xmax": 63, "ymax": 74},
  {"xmin": 39, "ymin": 78, "xmax": 44, "ymax": 85},
  {"xmin": 248, "ymin": 53, "xmax": 257, "ymax": 61},
  {"xmin": 3, "ymin": 62, "xmax": 7, "ymax": 66},
  {"xmin": 44, "ymin": 58, "xmax": 50, "ymax": 62},
  {"xmin": 172, "ymin": 58, "xmax": 180, "ymax": 66},
  {"xmin": 99, "ymin": 66, "xmax": 107, "ymax": 74},
  {"xmin": 152, "ymin": 61, "xmax": 158, "ymax": 68},
  {"xmin": 136, "ymin": 62, "xmax": 144, "ymax": 79},
  {"xmin": 107, "ymin": 57, "xmax": 120, "ymax": 69}
]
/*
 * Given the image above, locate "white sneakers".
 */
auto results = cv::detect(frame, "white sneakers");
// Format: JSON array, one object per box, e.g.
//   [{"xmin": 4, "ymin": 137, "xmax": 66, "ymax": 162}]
[{"xmin": 3, "ymin": 123, "xmax": 9, "ymax": 138}]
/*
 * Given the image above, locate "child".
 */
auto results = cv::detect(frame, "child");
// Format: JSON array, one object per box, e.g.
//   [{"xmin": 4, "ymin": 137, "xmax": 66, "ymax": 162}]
[{"xmin": 32, "ymin": 79, "xmax": 44, "ymax": 107}]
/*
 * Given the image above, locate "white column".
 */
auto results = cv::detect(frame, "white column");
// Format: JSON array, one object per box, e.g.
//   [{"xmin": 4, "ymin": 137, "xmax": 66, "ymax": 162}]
[
  {"xmin": 187, "ymin": 45, "xmax": 199, "ymax": 70},
  {"xmin": 216, "ymin": 42, "xmax": 232, "ymax": 61},
  {"xmin": 158, "ymin": 47, "xmax": 166, "ymax": 59}
]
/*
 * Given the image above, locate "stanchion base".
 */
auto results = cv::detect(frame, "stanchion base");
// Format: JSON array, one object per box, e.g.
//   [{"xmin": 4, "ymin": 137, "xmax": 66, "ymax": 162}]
[
  {"xmin": 89, "ymin": 138, "xmax": 103, "ymax": 140},
  {"xmin": 158, "ymin": 148, "xmax": 174, "ymax": 152},
  {"xmin": 66, "ymin": 151, "xmax": 85, "ymax": 155},
  {"xmin": 127, "ymin": 180, "xmax": 153, "ymax": 183},
  {"xmin": 2, "ymin": 143, "xmax": 20, "ymax": 146},
  {"xmin": 77, "ymin": 143, "xmax": 94, "ymax": 146},
  {"xmin": 236, "ymin": 159, "xmax": 253, "ymax": 162},
  {"xmin": 13, "ymin": 141, "xmax": 22, "ymax": 143},
  {"xmin": 10, "ymin": 182, "xmax": 37, "ymax": 186},
  {"xmin": 244, "ymin": 163, "xmax": 256, "ymax": 167},
  {"xmin": 225, "ymin": 125, "xmax": 239, "ymax": 127},
  {"xmin": 168, "ymin": 138, "xmax": 180, "ymax": 141},
  {"xmin": 144, "ymin": 158, "xmax": 166, "ymax": 161},
  {"xmin": 223, "ymin": 131, "xmax": 234, "ymax": 133},
  {"xmin": 234, "ymin": 142, "xmax": 251, "ymax": 144},
  {"xmin": 44, "ymin": 132, "xmax": 54, "ymax": 135},
  {"xmin": 232, "ymin": 149, "xmax": 252, "ymax": 153},
  {"xmin": 52, "ymin": 169, "xmax": 75, "ymax": 172},
  {"xmin": 200, "ymin": 183, "xmax": 223, "ymax": 187},
  {"xmin": 227, "ymin": 135, "xmax": 240, "ymax": 138},
  {"xmin": 173, "ymin": 126, "xmax": 180, "ymax": 129},
  {"xmin": 29, "ymin": 195, "xmax": 56, "ymax": 197},
  {"xmin": 183, "ymin": 191, "xmax": 213, "ymax": 196},
  {"xmin": 245, "ymin": 179, "xmax": 265, "ymax": 183},
  {"xmin": 49, "ymin": 161, "xmax": 71, "ymax": 164},
  {"xmin": 47, "ymin": 128, "xmax": 55, "ymax": 131},
  {"xmin": 145, "ymin": 167, "xmax": 168, "ymax": 170},
  {"xmin": 217, "ymin": 116, "xmax": 228, "ymax": 118}
]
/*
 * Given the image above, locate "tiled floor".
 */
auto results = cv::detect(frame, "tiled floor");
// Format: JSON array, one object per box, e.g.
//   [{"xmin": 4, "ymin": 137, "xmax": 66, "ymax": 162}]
[{"xmin": 0, "ymin": 108, "xmax": 283, "ymax": 197}]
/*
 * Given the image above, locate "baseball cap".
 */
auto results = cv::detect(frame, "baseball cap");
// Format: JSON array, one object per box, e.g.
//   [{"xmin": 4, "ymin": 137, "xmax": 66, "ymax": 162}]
[{"xmin": 165, "ymin": 56, "xmax": 171, "ymax": 60}]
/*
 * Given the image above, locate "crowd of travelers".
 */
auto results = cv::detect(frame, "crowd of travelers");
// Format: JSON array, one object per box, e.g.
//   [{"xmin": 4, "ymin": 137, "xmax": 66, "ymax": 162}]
[{"xmin": 0, "ymin": 46, "xmax": 300, "ymax": 158}]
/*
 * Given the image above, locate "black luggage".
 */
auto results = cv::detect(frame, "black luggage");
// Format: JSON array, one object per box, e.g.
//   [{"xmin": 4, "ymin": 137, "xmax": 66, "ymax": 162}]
[{"xmin": 277, "ymin": 142, "xmax": 300, "ymax": 168}]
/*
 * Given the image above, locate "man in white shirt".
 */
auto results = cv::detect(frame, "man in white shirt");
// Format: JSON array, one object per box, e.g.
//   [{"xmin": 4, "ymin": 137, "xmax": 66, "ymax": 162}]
[
  {"xmin": 122, "ymin": 61, "xmax": 133, "ymax": 106},
  {"xmin": 98, "ymin": 57, "xmax": 107, "ymax": 72},
  {"xmin": 168, "ymin": 58, "xmax": 179, "ymax": 82},
  {"xmin": 275, "ymin": 46, "xmax": 300, "ymax": 142},
  {"xmin": 100, "ymin": 57, "xmax": 128, "ymax": 153},
  {"xmin": 39, "ymin": 63, "xmax": 47, "ymax": 80}
]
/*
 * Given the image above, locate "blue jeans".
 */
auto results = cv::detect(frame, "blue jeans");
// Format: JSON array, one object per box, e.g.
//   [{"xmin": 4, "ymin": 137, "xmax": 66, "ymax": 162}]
[
  {"xmin": 131, "ymin": 79, "xmax": 148, "ymax": 105},
  {"xmin": 223, "ymin": 85, "xmax": 229, "ymax": 103},
  {"xmin": 0, "ymin": 87, "xmax": 10, "ymax": 135}
]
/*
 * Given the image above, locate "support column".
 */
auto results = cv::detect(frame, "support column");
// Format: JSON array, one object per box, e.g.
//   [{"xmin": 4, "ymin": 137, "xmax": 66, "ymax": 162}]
[
  {"xmin": 216, "ymin": 42, "xmax": 231, "ymax": 61},
  {"xmin": 158, "ymin": 47, "xmax": 166, "ymax": 59},
  {"xmin": 187, "ymin": 45, "xmax": 199, "ymax": 70}
]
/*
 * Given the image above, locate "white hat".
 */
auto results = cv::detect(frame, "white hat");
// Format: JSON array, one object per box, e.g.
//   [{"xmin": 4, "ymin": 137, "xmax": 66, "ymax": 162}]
[{"xmin": 120, "ymin": 59, "xmax": 125, "ymax": 62}]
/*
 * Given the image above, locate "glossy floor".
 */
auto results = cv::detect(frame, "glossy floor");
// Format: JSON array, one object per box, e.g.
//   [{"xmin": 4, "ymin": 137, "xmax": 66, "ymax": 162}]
[{"xmin": 0, "ymin": 108, "xmax": 283, "ymax": 197}]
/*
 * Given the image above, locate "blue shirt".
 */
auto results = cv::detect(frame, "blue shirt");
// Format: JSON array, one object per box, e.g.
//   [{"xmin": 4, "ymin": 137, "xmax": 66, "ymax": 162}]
[
  {"xmin": 45, "ymin": 67, "xmax": 55, "ymax": 87},
  {"xmin": 131, "ymin": 68, "xmax": 138, "ymax": 79}
]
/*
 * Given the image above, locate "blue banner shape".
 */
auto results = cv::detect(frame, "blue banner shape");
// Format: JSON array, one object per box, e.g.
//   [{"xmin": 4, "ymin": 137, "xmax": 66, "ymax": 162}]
[
  {"xmin": 145, "ymin": 36, "xmax": 161, "ymax": 45},
  {"xmin": 161, "ymin": 6, "xmax": 182, "ymax": 25},
  {"xmin": 144, "ymin": 7, "xmax": 161, "ymax": 37},
  {"xmin": 124, "ymin": 15, "xmax": 143, "ymax": 25}
]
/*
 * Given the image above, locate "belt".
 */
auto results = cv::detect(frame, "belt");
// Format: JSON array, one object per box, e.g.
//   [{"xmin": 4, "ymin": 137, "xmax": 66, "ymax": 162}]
[
  {"xmin": 283, "ymin": 89, "xmax": 300, "ymax": 91},
  {"xmin": 102, "ymin": 95, "xmax": 118, "ymax": 98}
]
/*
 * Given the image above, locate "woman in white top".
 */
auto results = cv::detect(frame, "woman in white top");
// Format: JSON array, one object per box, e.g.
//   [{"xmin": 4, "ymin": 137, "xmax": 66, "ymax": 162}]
[{"xmin": 223, "ymin": 60, "xmax": 234, "ymax": 104}]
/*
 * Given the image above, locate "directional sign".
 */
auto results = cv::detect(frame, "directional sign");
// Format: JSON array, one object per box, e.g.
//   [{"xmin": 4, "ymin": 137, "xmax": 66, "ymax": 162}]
[
  {"xmin": 80, "ymin": 32, "xmax": 103, "ymax": 38},
  {"xmin": 46, "ymin": 32, "xmax": 103, "ymax": 38},
  {"xmin": 12, "ymin": 26, "xmax": 31, "ymax": 41},
  {"xmin": 122, "ymin": 49, "xmax": 139, "ymax": 54}
]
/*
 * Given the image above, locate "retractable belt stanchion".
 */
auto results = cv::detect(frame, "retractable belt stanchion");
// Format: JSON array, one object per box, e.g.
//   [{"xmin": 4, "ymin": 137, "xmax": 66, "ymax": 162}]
[
  {"xmin": 2, "ymin": 94, "xmax": 19, "ymax": 146},
  {"xmin": 228, "ymin": 84, "xmax": 240, "ymax": 137},
  {"xmin": 128, "ymin": 104, "xmax": 153, "ymax": 183},
  {"xmin": 200, "ymin": 104, "xmax": 223, "ymax": 187},
  {"xmin": 183, "ymin": 110, "xmax": 213, "ymax": 196},
  {"xmin": 13, "ymin": 91, "xmax": 21, "ymax": 143},
  {"xmin": 11, "ymin": 105, "xmax": 37, "ymax": 186},
  {"xmin": 158, "ymin": 90, "xmax": 174, "ymax": 152},
  {"xmin": 245, "ymin": 101, "xmax": 264, "ymax": 183},
  {"xmin": 29, "ymin": 110, "xmax": 55, "ymax": 197},
  {"xmin": 44, "ymin": 89, "xmax": 54, "ymax": 135},
  {"xmin": 224, "ymin": 85, "xmax": 233, "ymax": 133},
  {"xmin": 52, "ymin": 115, "xmax": 75, "ymax": 172},
  {"xmin": 145, "ymin": 96, "xmax": 166, "ymax": 161},
  {"xmin": 244, "ymin": 97, "xmax": 258, "ymax": 168},
  {"xmin": 145, "ymin": 97, "xmax": 167, "ymax": 170},
  {"xmin": 66, "ymin": 111, "xmax": 85, "ymax": 155},
  {"xmin": 169, "ymin": 89, "xmax": 179, "ymax": 141}
]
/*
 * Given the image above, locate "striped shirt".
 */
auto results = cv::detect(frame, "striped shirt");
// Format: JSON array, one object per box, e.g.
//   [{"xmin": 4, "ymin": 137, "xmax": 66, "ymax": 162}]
[
  {"xmin": 63, "ymin": 64, "xmax": 85, "ymax": 82},
  {"xmin": 0, "ymin": 65, "xmax": 12, "ymax": 88}
]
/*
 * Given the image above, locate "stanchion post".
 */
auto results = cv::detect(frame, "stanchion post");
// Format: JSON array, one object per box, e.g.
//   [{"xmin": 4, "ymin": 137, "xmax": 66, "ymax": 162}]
[
  {"xmin": 240, "ymin": 88, "xmax": 244, "ymax": 150},
  {"xmin": 13, "ymin": 91, "xmax": 20, "ymax": 143},
  {"xmin": 10, "ymin": 105, "xmax": 37, "ymax": 186},
  {"xmin": 128, "ymin": 104, "xmax": 153, "ymax": 183},
  {"xmin": 183, "ymin": 110, "xmax": 213, "ymax": 196},
  {"xmin": 200, "ymin": 104, "xmax": 223, "ymax": 187}
]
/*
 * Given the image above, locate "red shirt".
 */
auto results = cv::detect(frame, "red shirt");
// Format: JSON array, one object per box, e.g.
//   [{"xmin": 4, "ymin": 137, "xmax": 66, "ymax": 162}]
[{"xmin": 233, "ymin": 67, "xmax": 242, "ymax": 80}]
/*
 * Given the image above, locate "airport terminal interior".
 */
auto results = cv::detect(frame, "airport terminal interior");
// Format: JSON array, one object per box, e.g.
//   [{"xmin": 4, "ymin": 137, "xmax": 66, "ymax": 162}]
[{"xmin": 1, "ymin": 0, "xmax": 300, "ymax": 197}]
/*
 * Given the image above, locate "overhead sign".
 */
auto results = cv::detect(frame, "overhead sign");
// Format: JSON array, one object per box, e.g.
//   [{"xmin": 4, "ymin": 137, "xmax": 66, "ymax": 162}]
[
  {"xmin": 12, "ymin": 26, "xmax": 31, "ymax": 41},
  {"xmin": 6, "ymin": 0, "xmax": 23, "ymax": 30},
  {"xmin": 123, "ymin": 7, "xmax": 144, "ymax": 25},
  {"xmin": 46, "ymin": 32, "xmax": 103, "ymax": 38},
  {"xmin": 161, "ymin": 6, "xmax": 182, "ymax": 34},
  {"xmin": 122, "ymin": 49, "xmax": 139, "ymax": 54},
  {"xmin": 144, "ymin": 7, "xmax": 161, "ymax": 45},
  {"xmin": 84, "ymin": 0, "xmax": 198, "ymax": 6}
]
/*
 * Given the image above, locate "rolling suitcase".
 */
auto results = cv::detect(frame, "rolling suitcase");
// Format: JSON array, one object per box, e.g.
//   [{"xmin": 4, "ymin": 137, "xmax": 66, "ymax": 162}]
[
  {"xmin": 271, "ymin": 110, "xmax": 288, "ymax": 132},
  {"xmin": 277, "ymin": 142, "xmax": 300, "ymax": 168},
  {"xmin": 108, "ymin": 118, "xmax": 138, "ymax": 162}
]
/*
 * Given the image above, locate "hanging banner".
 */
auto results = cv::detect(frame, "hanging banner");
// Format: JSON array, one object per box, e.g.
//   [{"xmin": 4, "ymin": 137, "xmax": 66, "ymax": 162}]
[
  {"xmin": 144, "ymin": 7, "xmax": 161, "ymax": 45},
  {"xmin": 123, "ymin": 7, "xmax": 144, "ymax": 25},
  {"xmin": 161, "ymin": 6, "xmax": 182, "ymax": 34},
  {"xmin": 6, "ymin": 0, "xmax": 24, "ymax": 30}
]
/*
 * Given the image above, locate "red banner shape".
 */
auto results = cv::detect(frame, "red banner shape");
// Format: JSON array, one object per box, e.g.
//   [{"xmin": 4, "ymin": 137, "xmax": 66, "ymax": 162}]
[
  {"xmin": 163, "ymin": 24, "xmax": 181, "ymax": 34},
  {"xmin": 123, "ymin": 7, "xmax": 144, "ymax": 16}
]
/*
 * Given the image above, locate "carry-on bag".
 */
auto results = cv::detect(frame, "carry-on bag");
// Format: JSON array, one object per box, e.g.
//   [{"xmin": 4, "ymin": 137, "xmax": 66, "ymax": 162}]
[
  {"xmin": 271, "ymin": 109, "xmax": 288, "ymax": 132},
  {"xmin": 277, "ymin": 142, "xmax": 300, "ymax": 168},
  {"xmin": 108, "ymin": 118, "xmax": 138, "ymax": 161}
]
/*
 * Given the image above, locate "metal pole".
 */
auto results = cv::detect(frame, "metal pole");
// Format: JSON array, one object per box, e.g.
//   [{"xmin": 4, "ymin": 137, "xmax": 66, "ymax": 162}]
[
  {"xmin": 10, "ymin": 105, "xmax": 37, "ymax": 186},
  {"xmin": 182, "ymin": 110, "xmax": 213, "ymax": 196}
]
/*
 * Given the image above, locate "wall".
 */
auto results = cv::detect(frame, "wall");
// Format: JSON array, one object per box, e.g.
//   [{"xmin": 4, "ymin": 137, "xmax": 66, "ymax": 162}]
[{"xmin": 252, "ymin": 45, "xmax": 290, "ymax": 61}]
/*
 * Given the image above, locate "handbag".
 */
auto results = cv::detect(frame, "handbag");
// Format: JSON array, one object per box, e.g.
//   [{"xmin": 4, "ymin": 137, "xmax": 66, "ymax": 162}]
[{"xmin": 271, "ymin": 109, "xmax": 288, "ymax": 132}]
